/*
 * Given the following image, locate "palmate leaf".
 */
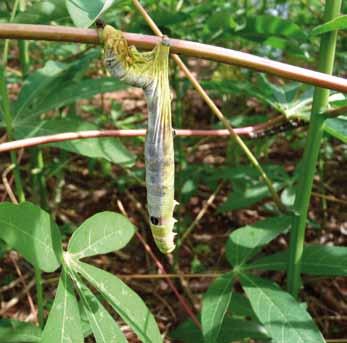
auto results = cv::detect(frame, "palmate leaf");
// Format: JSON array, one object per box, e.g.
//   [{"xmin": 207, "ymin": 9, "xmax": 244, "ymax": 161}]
[
  {"xmin": 247, "ymin": 244, "xmax": 347, "ymax": 276},
  {"xmin": 240, "ymin": 273, "xmax": 325, "ymax": 343},
  {"xmin": 68, "ymin": 211, "xmax": 135, "ymax": 259},
  {"xmin": 74, "ymin": 261, "xmax": 162, "ymax": 343},
  {"xmin": 15, "ymin": 118, "xmax": 135, "ymax": 166},
  {"xmin": 72, "ymin": 272, "xmax": 127, "ymax": 343},
  {"xmin": 41, "ymin": 269, "xmax": 84, "ymax": 343},
  {"xmin": 66, "ymin": 0, "xmax": 116, "ymax": 28},
  {"xmin": 0, "ymin": 202, "xmax": 61, "ymax": 272},
  {"xmin": 202, "ymin": 272, "xmax": 233, "ymax": 343},
  {"xmin": 226, "ymin": 216, "xmax": 292, "ymax": 267}
]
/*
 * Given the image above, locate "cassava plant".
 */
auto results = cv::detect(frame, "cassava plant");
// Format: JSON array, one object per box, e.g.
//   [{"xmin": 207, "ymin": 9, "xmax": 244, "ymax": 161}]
[{"xmin": 0, "ymin": 1, "xmax": 346, "ymax": 343}]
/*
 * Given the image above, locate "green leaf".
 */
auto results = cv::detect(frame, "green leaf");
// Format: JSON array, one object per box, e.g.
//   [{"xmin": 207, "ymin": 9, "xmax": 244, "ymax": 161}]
[
  {"xmin": 202, "ymin": 272, "xmax": 233, "ymax": 343},
  {"xmin": 240, "ymin": 274, "xmax": 325, "ymax": 343},
  {"xmin": 219, "ymin": 183, "xmax": 271, "ymax": 211},
  {"xmin": 74, "ymin": 261, "xmax": 162, "ymax": 343},
  {"xmin": 312, "ymin": 15, "xmax": 347, "ymax": 35},
  {"xmin": 239, "ymin": 15, "xmax": 307, "ymax": 42},
  {"xmin": 0, "ymin": 202, "xmax": 61, "ymax": 272},
  {"xmin": 73, "ymin": 273, "xmax": 127, "ymax": 343},
  {"xmin": 171, "ymin": 317, "xmax": 268, "ymax": 343},
  {"xmin": 20, "ymin": 77, "xmax": 125, "ymax": 122},
  {"xmin": 248, "ymin": 244, "xmax": 347, "ymax": 276},
  {"xmin": 217, "ymin": 318, "xmax": 269, "ymax": 343},
  {"xmin": 14, "ymin": 0, "xmax": 70, "ymax": 24},
  {"xmin": 0, "ymin": 320, "xmax": 41, "ymax": 342},
  {"xmin": 217, "ymin": 164, "xmax": 287, "ymax": 211},
  {"xmin": 324, "ymin": 116, "xmax": 347, "ymax": 143},
  {"xmin": 13, "ymin": 52, "xmax": 99, "ymax": 125},
  {"xmin": 66, "ymin": 0, "xmax": 115, "ymax": 28},
  {"xmin": 68, "ymin": 211, "xmax": 135, "ymax": 259},
  {"xmin": 226, "ymin": 216, "xmax": 291, "ymax": 267},
  {"xmin": 41, "ymin": 270, "xmax": 84, "ymax": 343},
  {"xmin": 228, "ymin": 293, "xmax": 257, "ymax": 319},
  {"xmin": 15, "ymin": 118, "xmax": 135, "ymax": 166},
  {"xmin": 170, "ymin": 318, "xmax": 203, "ymax": 343}
]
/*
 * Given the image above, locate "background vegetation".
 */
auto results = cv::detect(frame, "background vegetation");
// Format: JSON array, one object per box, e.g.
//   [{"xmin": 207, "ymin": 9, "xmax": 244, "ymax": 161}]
[{"xmin": 0, "ymin": 0, "xmax": 346, "ymax": 342}]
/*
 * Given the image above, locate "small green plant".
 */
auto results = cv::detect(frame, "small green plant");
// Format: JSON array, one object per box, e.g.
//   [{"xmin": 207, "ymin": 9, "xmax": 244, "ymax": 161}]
[{"xmin": 0, "ymin": 202, "xmax": 162, "ymax": 342}]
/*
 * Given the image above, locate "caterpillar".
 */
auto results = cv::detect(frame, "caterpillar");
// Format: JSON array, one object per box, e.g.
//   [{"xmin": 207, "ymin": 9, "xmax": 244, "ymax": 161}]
[
  {"xmin": 249, "ymin": 119, "xmax": 307, "ymax": 139},
  {"xmin": 102, "ymin": 25, "xmax": 177, "ymax": 254}
]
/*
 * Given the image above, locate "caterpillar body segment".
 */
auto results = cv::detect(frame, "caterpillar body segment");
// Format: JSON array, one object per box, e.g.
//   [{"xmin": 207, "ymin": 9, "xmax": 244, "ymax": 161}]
[{"xmin": 102, "ymin": 25, "xmax": 177, "ymax": 254}]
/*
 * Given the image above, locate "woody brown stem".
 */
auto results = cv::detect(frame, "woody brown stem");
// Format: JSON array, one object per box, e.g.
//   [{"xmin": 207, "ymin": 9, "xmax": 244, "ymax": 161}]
[{"xmin": 0, "ymin": 23, "xmax": 346, "ymax": 92}]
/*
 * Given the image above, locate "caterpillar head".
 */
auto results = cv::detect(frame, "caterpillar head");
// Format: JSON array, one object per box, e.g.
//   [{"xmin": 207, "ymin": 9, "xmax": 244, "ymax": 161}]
[{"xmin": 149, "ymin": 216, "xmax": 176, "ymax": 254}]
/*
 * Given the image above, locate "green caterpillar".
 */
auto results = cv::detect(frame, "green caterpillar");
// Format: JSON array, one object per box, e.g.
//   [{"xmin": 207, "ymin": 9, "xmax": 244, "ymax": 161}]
[{"xmin": 102, "ymin": 25, "xmax": 177, "ymax": 254}]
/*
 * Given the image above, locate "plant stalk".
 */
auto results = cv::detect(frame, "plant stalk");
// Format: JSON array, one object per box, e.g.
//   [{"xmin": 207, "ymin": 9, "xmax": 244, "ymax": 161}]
[
  {"xmin": 0, "ymin": 23, "xmax": 347, "ymax": 92},
  {"xmin": 1, "ymin": 0, "xmax": 45, "ymax": 328},
  {"xmin": 287, "ymin": 0, "xmax": 341, "ymax": 297},
  {"xmin": 34, "ymin": 266, "xmax": 44, "ymax": 328}
]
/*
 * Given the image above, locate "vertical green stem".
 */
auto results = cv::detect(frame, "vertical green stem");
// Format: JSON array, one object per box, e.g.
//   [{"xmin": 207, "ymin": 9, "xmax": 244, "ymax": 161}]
[
  {"xmin": 1, "ymin": 0, "xmax": 45, "ymax": 328},
  {"xmin": 287, "ymin": 0, "xmax": 341, "ymax": 297},
  {"xmin": 34, "ymin": 266, "xmax": 44, "ymax": 328},
  {"xmin": 1, "ymin": 0, "xmax": 24, "ymax": 202},
  {"xmin": 18, "ymin": 40, "xmax": 30, "ymax": 78},
  {"xmin": 32, "ymin": 148, "xmax": 48, "ymax": 211}
]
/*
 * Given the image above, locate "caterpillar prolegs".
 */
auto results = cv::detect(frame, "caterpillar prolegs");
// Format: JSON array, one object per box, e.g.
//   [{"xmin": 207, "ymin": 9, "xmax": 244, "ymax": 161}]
[{"xmin": 102, "ymin": 25, "xmax": 177, "ymax": 254}]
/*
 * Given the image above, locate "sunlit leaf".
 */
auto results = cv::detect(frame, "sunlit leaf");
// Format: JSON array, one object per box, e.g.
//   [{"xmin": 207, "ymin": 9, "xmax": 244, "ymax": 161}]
[
  {"xmin": 74, "ymin": 261, "xmax": 162, "ymax": 343},
  {"xmin": 66, "ymin": 0, "xmax": 116, "ymax": 28},
  {"xmin": 240, "ymin": 273, "xmax": 325, "ymax": 343},
  {"xmin": 226, "ymin": 216, "xmax": 291, "ymax": 267},
  {"xmin": 68, "ymin": 211, "xmax": 135, "ymax": 259}
]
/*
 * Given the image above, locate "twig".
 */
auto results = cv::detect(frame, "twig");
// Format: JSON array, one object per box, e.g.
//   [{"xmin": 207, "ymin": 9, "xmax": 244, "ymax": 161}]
[
  {"xmin": 2, "ymin": 163, "xmax": 18, "ymax": 204},
  {"xmin": 311, "ymin": 191, "xmax": 347, "ymax": 206},
  {"xmin": 131, "ymin": 0, "xmax": 285, "ymax": 212},
  {"xmin": 0, "ymin": 273, "xmax": 30, "ymax": 292},
  {"xmin": 1, "ymin": 148, "xmax": 24, "ymax": 201},
  {"xmin": 0, "ymin": 23, "xmax": 347, "ymax": 92},
  {"xmin": 118, "ymin": 273, "xmax": 221, "ymax": 279},
  {"xmin": 0, "ymin": 124, "xmax": 283, "ymax": 153},
  {"xmin": 180, "ymin": 182, "xmax": 224, "ymax": 244},
  {"xmin": 9, "ymin": 252, "xmax": 36, "ymax": 320},
  {"xmin": 0, "ymin": 279, "xmax": 36, "ymax": 316}
]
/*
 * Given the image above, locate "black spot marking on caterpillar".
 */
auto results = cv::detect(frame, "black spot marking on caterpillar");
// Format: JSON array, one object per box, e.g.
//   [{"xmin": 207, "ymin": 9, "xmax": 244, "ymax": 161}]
[{"xmin": 150, "ymin": 216, "xmax": 160, "ymax": 225}]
